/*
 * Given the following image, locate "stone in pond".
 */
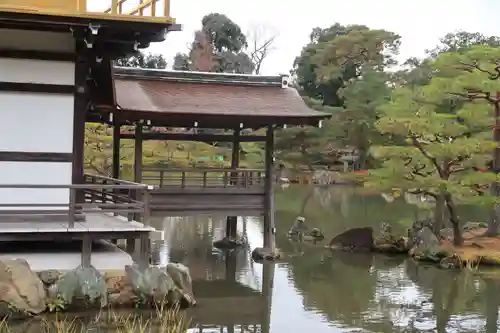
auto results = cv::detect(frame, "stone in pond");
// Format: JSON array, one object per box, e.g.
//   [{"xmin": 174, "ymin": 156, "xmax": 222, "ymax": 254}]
[
  {"xmin": 327, "ymin": 227, "xmax": 374, "ymax": 252},
  {"xmin": 213, "ymin": 237, "xmax": 246, "ymax": 250},
  {"xmin": 251, "ymin": 247, "xmax": 281, "ymax": 261},
  {"xmin": 0, "ymin": 259, "xmax": 46, "ymax": 317}
]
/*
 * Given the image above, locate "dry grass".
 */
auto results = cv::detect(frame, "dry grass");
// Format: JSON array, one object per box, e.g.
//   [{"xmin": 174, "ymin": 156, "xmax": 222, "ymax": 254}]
[
  {"xmin": 440, "ymin": 228, "xmax": 500, "ymax": 267},
  {"xmin": 0, "ymin": 306, "xmax": 190, "ymax": 333}
]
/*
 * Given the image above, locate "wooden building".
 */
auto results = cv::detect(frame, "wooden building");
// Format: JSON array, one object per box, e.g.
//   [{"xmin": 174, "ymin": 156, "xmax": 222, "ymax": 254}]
[
  {"xmin": 0, "ymin": 0, "xmax": 179, "ymax": 268},
  {"xmin": 97, "ymin": 67, "xmax": 331, "ymax": 250}
]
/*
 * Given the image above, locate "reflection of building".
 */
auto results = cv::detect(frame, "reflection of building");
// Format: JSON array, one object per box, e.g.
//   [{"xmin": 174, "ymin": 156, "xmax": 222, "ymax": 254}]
[{"xmin": 153, "ymin": 216, "xmax": 274, "ymax": 332}]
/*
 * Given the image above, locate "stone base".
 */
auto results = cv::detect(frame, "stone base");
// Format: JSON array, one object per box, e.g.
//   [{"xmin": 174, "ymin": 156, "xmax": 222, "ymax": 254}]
[
  {"xmin": 251, "ymin": 247, "xmax": 281, "ymax": 261},
  {"xmin": 213, "ymin": 237, "xmax": 246, "ymax": 250},
  {"xmin": 0, "ymin": 259, "xmax": 196, "ymax": 319}
]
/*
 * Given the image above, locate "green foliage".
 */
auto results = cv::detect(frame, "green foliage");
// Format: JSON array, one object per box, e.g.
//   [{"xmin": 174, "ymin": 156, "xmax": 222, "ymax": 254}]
[
  {"xmin": 115, "ymin": 52, "xmax": 167, "ymax": 69},
  {"xmin": 366, "ymin": 82, "xmax": 496, "ymax": 205}
]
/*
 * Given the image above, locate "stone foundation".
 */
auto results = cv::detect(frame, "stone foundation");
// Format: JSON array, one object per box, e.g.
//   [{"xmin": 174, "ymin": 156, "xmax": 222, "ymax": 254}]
[{"xmin": 0, "ymin": 259, "xmax": 196, "ymax": 318}]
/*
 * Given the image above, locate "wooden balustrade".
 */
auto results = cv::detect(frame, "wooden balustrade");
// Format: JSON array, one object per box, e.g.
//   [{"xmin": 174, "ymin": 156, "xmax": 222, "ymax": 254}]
[
  {"xmin": 0, "ymin": 175, "xmax": 155, "ymax": 226},
  {"xmin": 142, "ymin": 168, "xmax": 266, "ymax": 189},
  {"xmin": 0, "ymin": 0, "xmax": 170, "ymax": 20},
  {"xmin": 103, "ymin": 0, "xmax": 168, "ymax": 18}
]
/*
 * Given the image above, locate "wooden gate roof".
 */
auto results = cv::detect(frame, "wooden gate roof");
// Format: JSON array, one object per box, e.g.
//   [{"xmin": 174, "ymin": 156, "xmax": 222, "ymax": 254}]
[{"xmin": 110, "ymin": 67, "xmax": 331, "ymax": 129}]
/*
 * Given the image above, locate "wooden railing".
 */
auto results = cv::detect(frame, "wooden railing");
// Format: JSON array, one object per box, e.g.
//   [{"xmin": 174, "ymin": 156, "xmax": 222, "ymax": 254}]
[
  {"xmin": 0, "ymin": 177, "xmax": 154, "ymax": 227},
  {"xmin": 102, "ymin": 0, "xmax": 169, "ymax": 18},
  {"xmin": 142, "ymin": 168, "xmax": 266, "ymax": 188},
  {"xmin": 0, "ymin": 0, "xmax": 171, "ymax": 20}
]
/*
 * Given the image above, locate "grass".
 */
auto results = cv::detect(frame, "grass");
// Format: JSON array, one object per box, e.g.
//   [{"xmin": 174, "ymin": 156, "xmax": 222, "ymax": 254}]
[{"xmin": 0, "ymin": 305, "xmax": 190, "ymax": 333}]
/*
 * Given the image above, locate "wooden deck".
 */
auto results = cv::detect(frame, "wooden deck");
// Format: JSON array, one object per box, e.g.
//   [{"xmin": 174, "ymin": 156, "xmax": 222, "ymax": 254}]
[
  {"xmin": 0, "ymin": 213, "xmax": 154, "ymax": 237},
  {"xmin": 143, "ymin": 168, "xmax": 267, "ymax": 216}
]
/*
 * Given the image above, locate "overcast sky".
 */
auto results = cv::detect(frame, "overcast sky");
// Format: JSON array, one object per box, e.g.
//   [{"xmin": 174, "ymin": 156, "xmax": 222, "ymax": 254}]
[{"xmin": 100, "ymin": 0, "xmax": 500, "ymax": 75}]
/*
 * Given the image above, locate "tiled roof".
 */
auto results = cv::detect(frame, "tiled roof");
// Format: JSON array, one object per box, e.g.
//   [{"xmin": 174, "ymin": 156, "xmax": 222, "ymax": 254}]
[{"xmin": 111, "ymin": 67, "xmax": 330, "ymax": 128}]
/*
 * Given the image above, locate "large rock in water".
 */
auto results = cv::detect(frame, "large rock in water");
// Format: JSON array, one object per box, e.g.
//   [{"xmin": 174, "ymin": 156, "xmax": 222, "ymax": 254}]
[
  {"xmin": 327, "ymin": 227, "xmax": 374, "ymax": 252},
  {"xmin": 410, "ymin": 227, "xmax": 443, "ymax": 261},
  {"xmin": 0, "ymin": 259, "xmax": 46, "ymax": 316}
]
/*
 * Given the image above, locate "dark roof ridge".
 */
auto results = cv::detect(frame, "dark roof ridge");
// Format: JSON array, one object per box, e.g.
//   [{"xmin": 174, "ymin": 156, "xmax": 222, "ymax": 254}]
[{"xmin": 113, "ymin": 66, "xmax": 287, "ymax": 87}]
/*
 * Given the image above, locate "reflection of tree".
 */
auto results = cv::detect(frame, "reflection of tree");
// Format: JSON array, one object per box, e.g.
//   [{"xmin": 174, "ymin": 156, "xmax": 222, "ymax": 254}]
[
  {"xmin": 405, "ymin": 261, "xmax": 490, "ymax": 332},
  {"xmin": 275, "ymin": 185, "xmax": 490, "ymax": 240}
]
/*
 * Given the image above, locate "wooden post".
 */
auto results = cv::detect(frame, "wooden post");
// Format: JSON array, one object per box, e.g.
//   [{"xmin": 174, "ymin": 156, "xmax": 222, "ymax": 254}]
[
  {"xmin": 137, "ymin": 233, "xmax": 150, "ymax": 270},
  {"xmin": 81, "ymin": 234, "xmax": 92, "ymax": 268},
  {"xmin": 112, "ymin": 122, "xmax": 121, "ymax": 179},
  {"xmin": 134, "ymin": 122, "xmax": 143, "ymax": 184},
  {"xmin": 263, "ymin": 125, "xmax": 275, "ymax": 251},
  {"xmin": 128, "ymin": 122, "xmax": 143, "ymax": 249},
  {"xmin": 72, "ymin": 43, "xmax": 88, "ymax": 206},
  {"xmin": 226, "ymin": 128, "xmax": 240, "ymax": 238}
]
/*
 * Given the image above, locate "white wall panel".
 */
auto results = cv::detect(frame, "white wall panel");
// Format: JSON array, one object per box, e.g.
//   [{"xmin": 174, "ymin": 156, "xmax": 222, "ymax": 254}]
[{"xmin": 0, "ymin": 92, "xmax": 74, "ymax": 153}]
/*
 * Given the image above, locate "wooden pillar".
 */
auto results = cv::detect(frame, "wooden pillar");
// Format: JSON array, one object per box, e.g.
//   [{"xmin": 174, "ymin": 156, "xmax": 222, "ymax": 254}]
[
  {"xmin": 134, "ymin": 122, "xmax": 143, "ymax": 184},
  {"xmin": 72, "ymin": 43, "xmax": 89, "ymax": 205},
  {"xmin": 128, "ymin": 122, "xmax": 143, "ymax": 250},
  {"xmin": 81, "ymin": 234, "xmax": 92, "ymax": 268},
  {"xmin": 263, "ymin": 125, "xmax": 275, "ymax": 250},
  {"xmin": 112, "ymin": 122, "xmax": 121, "ymax": 179},
  {"xmin": 226, "ymin": 128, "xmax": 240, "ymax": 238}
]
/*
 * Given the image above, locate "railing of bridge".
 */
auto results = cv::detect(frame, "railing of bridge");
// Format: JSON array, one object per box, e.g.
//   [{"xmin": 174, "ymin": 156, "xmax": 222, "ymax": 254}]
[
  {"xmin": 142, "ymin": 168, "xmax": 266, "ymax": 189},
  {"xmin": 0, "ymin": 174, "xmax": 155, "ymax": 227}
]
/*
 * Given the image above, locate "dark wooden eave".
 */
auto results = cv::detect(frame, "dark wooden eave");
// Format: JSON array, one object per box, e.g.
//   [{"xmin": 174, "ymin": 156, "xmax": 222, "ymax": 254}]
[
  {"xmin": 0, "ymin": 10, "xmax": 181, "ymax": 56},
  {"xmin": 92, "ymin": 67, "xmax": 332, "ymax": 129}
]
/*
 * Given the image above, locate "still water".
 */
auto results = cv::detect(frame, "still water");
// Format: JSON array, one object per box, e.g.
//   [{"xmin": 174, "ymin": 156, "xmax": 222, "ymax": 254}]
[{"xmin": 149, "ymin": 185, "xmax": 500, "ymax": 333}]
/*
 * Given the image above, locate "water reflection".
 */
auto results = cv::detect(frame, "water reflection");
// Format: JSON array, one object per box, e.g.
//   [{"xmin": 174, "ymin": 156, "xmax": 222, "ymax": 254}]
[{"xmin": 147, "ymin": 185, "xmax": 500, "ymax": 333}]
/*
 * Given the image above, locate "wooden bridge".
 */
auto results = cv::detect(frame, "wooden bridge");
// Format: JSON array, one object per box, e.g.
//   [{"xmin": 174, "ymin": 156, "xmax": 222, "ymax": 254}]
[{"xmin": 143, "ymin": 168, "xmax": 266, "ymax": 216}]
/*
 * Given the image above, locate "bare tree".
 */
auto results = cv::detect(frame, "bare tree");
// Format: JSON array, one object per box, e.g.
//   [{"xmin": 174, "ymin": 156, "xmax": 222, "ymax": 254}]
[{"xmin": 246, "ymin": 23, "xmax": 278, "ymax": 74}]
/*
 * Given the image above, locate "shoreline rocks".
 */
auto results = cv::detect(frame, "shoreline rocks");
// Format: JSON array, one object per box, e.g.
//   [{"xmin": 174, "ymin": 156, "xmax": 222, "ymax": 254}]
[{"xmin": 0, "ymin": 259, "xmax": 196, "ymax": 318}]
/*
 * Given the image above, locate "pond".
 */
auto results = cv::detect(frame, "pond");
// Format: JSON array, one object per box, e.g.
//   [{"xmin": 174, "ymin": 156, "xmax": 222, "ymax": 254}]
[{"xmin": 147, "ymin": 185, "xmax": 500, "ymax": 333}]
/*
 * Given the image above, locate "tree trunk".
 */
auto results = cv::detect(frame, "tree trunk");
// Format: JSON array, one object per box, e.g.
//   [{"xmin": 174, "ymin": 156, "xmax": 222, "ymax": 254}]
[
  {"xmin": 487, "ymin": 184, "xmax": 499, "ymax": 236},
  {"xmin": 443, "ymin": 192, "xmax": 463, "ymax": 246},
  {"xmin": 433, "ymin": 194, "xmax": 445, "ymax": 234}
]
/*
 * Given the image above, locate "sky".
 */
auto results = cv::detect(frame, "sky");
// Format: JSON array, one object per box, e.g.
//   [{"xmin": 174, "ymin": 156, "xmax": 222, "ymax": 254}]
[{"xmin": 100, "ymin": 0, "xmax": 500, "ymax": 75}]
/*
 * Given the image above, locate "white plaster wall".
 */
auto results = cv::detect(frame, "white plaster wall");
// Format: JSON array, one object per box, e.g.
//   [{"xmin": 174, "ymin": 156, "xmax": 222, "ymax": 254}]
[
  {"xmin": 0, "ymin": 58, "xmax": 75, "ymax": 85},
  {"xmin": 0, "ymin": 30, "xmax": 75, "ymax": 52},
  {"xmin": 0, "ymin": 162, "xmax": 71, "ymax": 209},
  {"xmin": 0, "ymin": 55, "xmax": 75, "ymax": 210},
  {"xmin": 0, "ymin": 92, "xmax": 74, "ymax": 153}
]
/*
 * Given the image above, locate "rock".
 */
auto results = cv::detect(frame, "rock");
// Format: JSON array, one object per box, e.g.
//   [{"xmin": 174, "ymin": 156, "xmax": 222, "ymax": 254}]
[
  {"xmin": 411, "ymin": 227, "xmax": 444, "ymax": 262},
  {"xmin": 439, "ymin": 228, "xmax": 454, "ymax": 241},
  {"xmin": 213, "ymin": 237, "xmax": 246, "ymax": 250},
  {"xmin": 37, "ymin": 270, "xmax": 62, "ymax": 286},
  {"xmin": 125, "ymin": 265, "xmax": 176, "ymax": 307},
  {"xmin": 288, "ymin": 216, "xmax": 308, "ymax": 237},
  {"xmin": 374, "ymin": 237, "xmax": 410, "ymax": 254},
  {"xmin": 0, "ymin": 259, "xmax": 46, "ymax": 316},
  {"xmin": 49, "ymin": 265, "xmax": 107, "ymax": 309},
  {"xmin": 251, "ymin": 247, "xmax": 281, "ymax": 261},
  {"xmin": 463, "ymin": 222, "xmax": 488, "ymax": 231},
  {"xmin": 166, "ymin": 263, "xmax": 196, "ymax": 307},
  {"xmin": 303, "ymin": 228, "xmax": 325, "ymax": 241},
  {"xmin": 373, "ymin": 223, "xmax": 409, "ymax": 254},
  {"xmin": 439, "ymin": 255, "xmax": 461, "ymax": 269},
  {"xmin": 327, "ymin": 227, "xmax": 374, "ymax": 252}
]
